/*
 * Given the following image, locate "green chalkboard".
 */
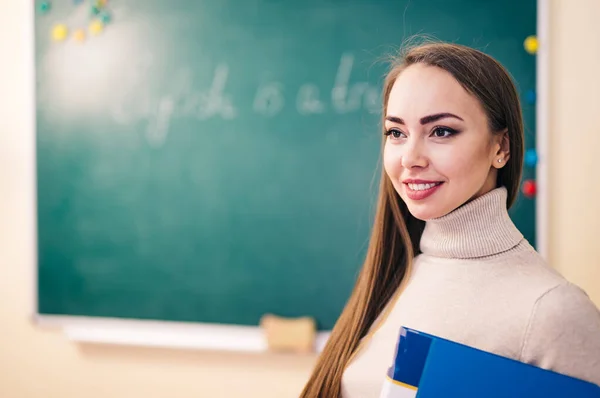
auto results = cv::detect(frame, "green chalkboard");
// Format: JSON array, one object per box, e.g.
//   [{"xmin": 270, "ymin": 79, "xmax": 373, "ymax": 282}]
[{"xmin": 35, "ymin": 0, "xmax": 537, "ymax": 330}]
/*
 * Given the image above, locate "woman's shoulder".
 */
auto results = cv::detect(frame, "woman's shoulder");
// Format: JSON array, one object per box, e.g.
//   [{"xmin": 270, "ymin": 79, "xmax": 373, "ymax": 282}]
[
  {"xmin": 496, "ymin": 239, "xmax": 565, "ymax": 285},
  {"xmin": 466, "ymin": 239, "xmax": 582, "ymax": 308},
  {"xmin": 512, "ymin": 242, "xmax": 600, "ymax": 383},
  {"xmin": 493, "ymin": 241, "xmax": 600, "ymax": 330},
  {"xmin": 519, "ymin": 281, "xmax": 600, "ymax": 385},
  {"xmin": 531, "ymin": 281, "xmax": 599, "ymax": 315},
  {"xmin": 511, "ymin": 242, "xmax": 599, "ymax": 315}
]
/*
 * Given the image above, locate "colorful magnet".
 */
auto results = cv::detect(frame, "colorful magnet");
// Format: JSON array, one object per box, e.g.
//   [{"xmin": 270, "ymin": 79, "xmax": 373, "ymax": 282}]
[
  {"xmin": 525, "ymin": 89, "xmax": 536, "ymax": 105},
  {"xmin": 73, "ymin": 28, "xmax": 86, "ymax": 43},
  {"xmin": 91, "ymin": 5, "xmax": 101, "ymax": 16},
  {"xmin": 89, "ymin": 19, "xmax": 104, "ymax": 36},
  {"xmin": 522, "ymin": 180, "xmax": 537, "ymax": 198},
  {"xmin": 39, "ymin": 1, "xmax": 51, "ymax": 14},
  {"xmin": 525, "ymin": 149, "xmax": 538, "ymax": 167},
  {"xmin": 524, "ymin": 35, "xmax": 538, "ymax": 54},
  {"xmin": 100, "ymin": 10, "xmax": 112, "ymax": 24},
  {"xmin": 51, "ymin": 24, "xmax": 68, "ymax": 41}
]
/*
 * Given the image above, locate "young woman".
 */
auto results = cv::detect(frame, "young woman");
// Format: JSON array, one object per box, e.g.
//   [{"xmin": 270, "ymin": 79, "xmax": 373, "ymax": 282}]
[{"xmin": 300, "ymin": 42, "xmax": 600, "ymax": 397}]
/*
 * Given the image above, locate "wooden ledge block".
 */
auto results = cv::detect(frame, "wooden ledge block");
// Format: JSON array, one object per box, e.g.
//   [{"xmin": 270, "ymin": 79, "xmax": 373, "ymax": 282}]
[{"xmin": 260, "ymin": 314, "xmax": 316, "ymax": 354}]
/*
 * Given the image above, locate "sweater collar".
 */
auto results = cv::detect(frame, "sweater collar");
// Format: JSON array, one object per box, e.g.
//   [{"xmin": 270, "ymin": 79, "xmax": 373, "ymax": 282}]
[{"xmin": 419, "ymin": 187, "xmax": 523, "ymax": 259}]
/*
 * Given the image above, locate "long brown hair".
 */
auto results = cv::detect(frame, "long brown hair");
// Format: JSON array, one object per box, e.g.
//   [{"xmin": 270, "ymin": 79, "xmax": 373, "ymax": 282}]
[{"xmin": 300, "ymin": 41, "xmax": 524, "ymax": 397}]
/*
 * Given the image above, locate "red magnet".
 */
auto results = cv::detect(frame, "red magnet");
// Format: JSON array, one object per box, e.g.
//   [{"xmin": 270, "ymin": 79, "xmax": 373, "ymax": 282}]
[{"xmin": 522, "ymin": 180, "xmax": 536, "ymax": 198}]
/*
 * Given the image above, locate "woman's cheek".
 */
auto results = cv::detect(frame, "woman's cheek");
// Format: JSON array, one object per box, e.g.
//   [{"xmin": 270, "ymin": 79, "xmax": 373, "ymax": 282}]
[{"xmin": 383, "ymin": 143, "xmax": 403, "ymax": 178}]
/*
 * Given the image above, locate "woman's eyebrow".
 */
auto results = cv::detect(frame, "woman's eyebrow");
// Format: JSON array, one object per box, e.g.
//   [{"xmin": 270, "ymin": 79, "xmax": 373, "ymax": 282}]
[
  {"xmin": 385, "ymin": 116, "xmax": 404, "ymax": 125},
  {"xmin": 420, "ymin": 113, "xmax": 464, "ymax": 124},
  {"xmin": 385, "ymin": 113, "xmax": 464, "ymax": 125}
]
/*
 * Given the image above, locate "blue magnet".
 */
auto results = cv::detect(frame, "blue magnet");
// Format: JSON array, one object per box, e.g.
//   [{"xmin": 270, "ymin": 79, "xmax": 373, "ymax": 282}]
[
  {"xmin": 525, "ymin": 149, "xmax": 538, "ymax": 167},
  {"xmin": 525, "ymin": 89, "xmax": 536, "ymax": 105}
]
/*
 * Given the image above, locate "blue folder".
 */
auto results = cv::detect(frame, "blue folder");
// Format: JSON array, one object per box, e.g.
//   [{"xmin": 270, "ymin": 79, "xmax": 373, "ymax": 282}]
[{"xmin": 387, "ymin": 326, "xmax": 600, "ymax": 398}]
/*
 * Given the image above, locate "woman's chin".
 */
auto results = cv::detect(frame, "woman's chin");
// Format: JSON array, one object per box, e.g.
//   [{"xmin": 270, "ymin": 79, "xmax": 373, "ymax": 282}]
[
  {"xmin": 407, "ymin": 207, "xmax": 442, "ymax": 221},
  {"xmin": 403, "ymin": 199, "xmax": 449, "ymax": 221}
]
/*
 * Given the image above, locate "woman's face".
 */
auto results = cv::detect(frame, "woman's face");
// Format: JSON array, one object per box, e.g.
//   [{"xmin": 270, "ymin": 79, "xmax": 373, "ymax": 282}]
[{"xmin": 383, "ymin": 63, "xmax": 509, "ymax": 221}]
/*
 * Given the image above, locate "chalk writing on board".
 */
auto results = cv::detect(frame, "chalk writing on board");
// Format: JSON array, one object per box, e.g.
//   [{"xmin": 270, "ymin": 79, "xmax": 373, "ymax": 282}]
[
  {"xmin": 146, "ymin": 97, "xmax": 175, "ymax": 147},
  {"xmin": 333, "ymin": 53, "xmax": 370, "ymax": 113},
  {"xmin": 196, "ymin": 64, "xmax": 238, "ymax": 120},
  {"xmin": 297, "ymin": 84, "xmax": 326, "ymax": 115},
  {"xmin": 110, "ymin": 52, "xmax": 380, "ymax": 147},
  {"xmin": 253, "ymin": 82, "xmax": 285, "ymax": 117}
]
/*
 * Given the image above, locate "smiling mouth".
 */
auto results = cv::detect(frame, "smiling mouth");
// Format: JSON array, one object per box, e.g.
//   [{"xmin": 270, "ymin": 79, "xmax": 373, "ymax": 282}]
[
  {"xmin": 406, "ymin": 182, "xmax": 443, "ymax": 191},
  {"xmin": 403, "ymin": 181, "xmax": 444, "ymax": 200}
]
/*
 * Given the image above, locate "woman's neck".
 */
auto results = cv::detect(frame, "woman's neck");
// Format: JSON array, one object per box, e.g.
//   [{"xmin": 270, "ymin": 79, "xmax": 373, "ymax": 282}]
[{"xmin": 419, "ymin": 187, "xmax": 524, "ymax": 259}]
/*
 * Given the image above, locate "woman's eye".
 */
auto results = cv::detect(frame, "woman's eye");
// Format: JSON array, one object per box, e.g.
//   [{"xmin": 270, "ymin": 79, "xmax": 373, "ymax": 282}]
[
  {"xmin": 386, "ymin": 129, "xmax": 406, "ymax": 139},
  {"xmin": 432, "ymin": 127, "xmax": 457, "ymax": 138}
]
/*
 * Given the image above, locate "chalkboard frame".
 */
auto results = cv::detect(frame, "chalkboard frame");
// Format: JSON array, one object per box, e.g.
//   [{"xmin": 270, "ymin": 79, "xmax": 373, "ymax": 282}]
[{"xmin": 28, "ymin": 0, "xmax": 550, "ymax": 352}]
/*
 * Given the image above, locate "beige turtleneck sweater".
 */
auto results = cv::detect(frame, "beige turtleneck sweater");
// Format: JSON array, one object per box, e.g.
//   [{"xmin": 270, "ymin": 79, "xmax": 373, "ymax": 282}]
[{"xmin": 342, "ymin": 187, "xmax": 600, "ymax": 397}]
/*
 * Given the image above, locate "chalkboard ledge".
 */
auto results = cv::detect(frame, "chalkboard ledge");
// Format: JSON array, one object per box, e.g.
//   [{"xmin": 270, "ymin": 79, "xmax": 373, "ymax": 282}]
[{"xmin": 34, "ymin": 315, "xmax": 331, "ymax": 353}]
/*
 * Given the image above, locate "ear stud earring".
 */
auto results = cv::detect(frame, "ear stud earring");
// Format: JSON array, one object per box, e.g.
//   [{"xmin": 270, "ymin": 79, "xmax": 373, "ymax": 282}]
[{"xmin": 498, "ymin": 159, "xmax": 503, "ymax": 163}]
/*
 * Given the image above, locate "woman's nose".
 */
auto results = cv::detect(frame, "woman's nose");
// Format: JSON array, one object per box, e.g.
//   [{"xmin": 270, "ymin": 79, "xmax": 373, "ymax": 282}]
[{"xmin": 401, "ymin": 138, "xmax": 428, "ymax": 169}]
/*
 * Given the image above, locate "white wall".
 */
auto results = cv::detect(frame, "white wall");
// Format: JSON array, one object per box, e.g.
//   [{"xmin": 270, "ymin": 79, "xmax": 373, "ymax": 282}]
[{"xmin": 547, "ymin": 0, "xmax": 600, "ymax": 305}]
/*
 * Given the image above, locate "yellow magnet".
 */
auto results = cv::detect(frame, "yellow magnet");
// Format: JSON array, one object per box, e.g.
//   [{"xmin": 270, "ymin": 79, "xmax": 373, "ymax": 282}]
[
  {"xmin": 89, "ymin": 19, "xmax": 104, "ymax": 36},
  {"xmin": 524, "ymin": 35, "xmax": 538, "ymax": 54},
  {"xmin": 73, "ymin": 29, "xmax": 86, "ymax": 43},
  {"xmin": 52, "ymin": 24, "xmax": 68, "ymax": 41}
]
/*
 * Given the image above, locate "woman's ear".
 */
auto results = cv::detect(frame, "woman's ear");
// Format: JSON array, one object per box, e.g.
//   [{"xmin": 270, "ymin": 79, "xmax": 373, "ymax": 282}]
[{"xmin": 493, "ymin": 129, "xmax": 510, "ymax": 168}]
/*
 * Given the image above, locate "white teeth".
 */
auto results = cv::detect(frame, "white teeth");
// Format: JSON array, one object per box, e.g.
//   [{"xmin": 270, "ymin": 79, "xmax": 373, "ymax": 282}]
[{"xmin": 408, "ymin": 183, "xmax": 439, "ymax": 191}]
